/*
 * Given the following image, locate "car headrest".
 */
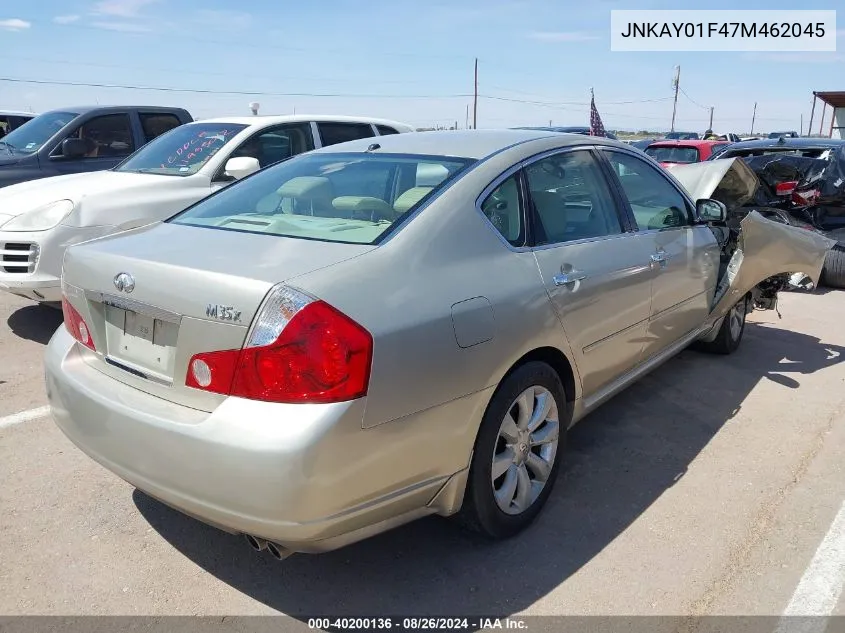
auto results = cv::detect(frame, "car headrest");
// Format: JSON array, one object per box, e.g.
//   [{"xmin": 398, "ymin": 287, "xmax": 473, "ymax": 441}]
[
  {"xmin": 276, "ymin": 176, "xmax": 333, "ymax": 199},
  {"xmin": 333, "ymin": 196, "xmax": 395, "ymax": 218},
  {"xmin": 393, "ymin": 186, "xmax": 433, "ymax": 214},
  {"xmin": 531, "ymin": 191, "xmax": 568, "ymax": 241}
]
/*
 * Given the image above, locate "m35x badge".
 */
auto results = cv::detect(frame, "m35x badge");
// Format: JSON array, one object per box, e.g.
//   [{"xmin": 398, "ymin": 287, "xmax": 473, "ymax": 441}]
[{"xmin": 206, "ymin": 304, "xmax": 242, "ymax": 323}]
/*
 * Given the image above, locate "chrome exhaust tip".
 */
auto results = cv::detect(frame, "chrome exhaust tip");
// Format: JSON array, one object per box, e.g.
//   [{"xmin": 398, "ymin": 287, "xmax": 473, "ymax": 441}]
[
  {"xmin": 244, "ymin": 534, "xmax": 267, "ymax": 552},
  {"xmin": 267, "ymin": 541, "xmax": 294, "ymax": 561}
]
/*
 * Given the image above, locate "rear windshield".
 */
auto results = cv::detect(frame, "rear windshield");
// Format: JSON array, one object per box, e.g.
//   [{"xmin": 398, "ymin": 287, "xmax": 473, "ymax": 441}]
[
  {"xmin": 115, "ymin": 122, "xmax": 247, "ymax": 176},
  {"xmin": 169, "ymin": 152, "xmax": 474, "ymax": 244},
  {"xmin": 645, "ymin": 145, "xmax": 700, "ymax": 164}
]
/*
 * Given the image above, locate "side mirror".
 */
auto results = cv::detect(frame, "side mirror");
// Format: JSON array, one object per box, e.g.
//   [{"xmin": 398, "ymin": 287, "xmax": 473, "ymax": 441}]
[
  {"xmin": 224, "ymin": 157, "xmax": 260, "ymax": 181},
  {"xmin": 696, "ymin": 198, "xmax": 727, "ymax": 223},
  {"xmin": 61, "ymin": 138, "xmax": 88, "ymax": 159}
]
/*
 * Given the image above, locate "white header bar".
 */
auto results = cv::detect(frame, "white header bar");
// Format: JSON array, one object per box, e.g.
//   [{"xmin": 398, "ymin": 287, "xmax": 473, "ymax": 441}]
[{"xmin": 610, "ymin": 10, "xmax": 836, "ymax": 52}]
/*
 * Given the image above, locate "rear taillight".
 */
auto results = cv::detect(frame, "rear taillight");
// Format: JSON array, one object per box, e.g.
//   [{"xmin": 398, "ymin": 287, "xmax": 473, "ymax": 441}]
[
  {"xmin": 186, "ymin": 286, "xmax": 373, "ymax": 404},
  {"xmin": 62, "ymin": 296, "xmax": 95, "ymax": 351},
  {"xmin": 775, "ymin": 181, "xmax": 799, "ymax": 196},
  {"xmin": 792, "ymin": 188, "xmax": 820, "ymax": 206}
]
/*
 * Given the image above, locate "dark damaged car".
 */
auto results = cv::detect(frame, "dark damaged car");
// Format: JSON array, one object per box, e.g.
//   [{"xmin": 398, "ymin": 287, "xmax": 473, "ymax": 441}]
[
  {"xmin": 712, "ymin": 138, "xmax": 845, "ymax": 287},
  {"xmin": 670, "ymin": 157, "xmax": 837, "ymax": 295}
]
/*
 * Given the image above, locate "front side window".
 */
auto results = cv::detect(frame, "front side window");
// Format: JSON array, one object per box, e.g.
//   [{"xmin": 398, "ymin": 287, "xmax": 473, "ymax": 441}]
[
  {"xmin": 604, "ymin": 150, "xmax": 693, "ymax": 230},
  {"xmin": 169, "ymin": 152, "xmax": 473, "ymax": 244},
  {"xmin": 525, "ymin": 150, "xmax": 623, "ymax": 245},
  {"xmin": 116, "ymin": 123, "xmax": 247, "ymax": 176},
  {"xmin": 480, "ymin": 174, "xmax": 523, "ymax": 246},
  {"xmin": 0, "ymin": 111, "xmax": 78, "ymax": 155},
  {"xmin": 139, "ymin": 113, "xmax": 184, "ymax": 143},
  {"xmin": 645, "ymin": 145, "xmax": 700, "ymax": 164},
  {"xmin": 60, "ymin": 114, "xmax": 135, "ymax": 158},
  {"xmin": 227, "ymin": 123, "xmax": 314, "ymax": 169},
  {"xmin": 317, "ymin": 122, "xmax": 375, "ymax": 147}
]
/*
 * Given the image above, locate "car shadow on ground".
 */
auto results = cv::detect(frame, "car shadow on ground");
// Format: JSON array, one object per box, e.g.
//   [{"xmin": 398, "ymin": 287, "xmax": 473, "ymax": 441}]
[
  {"xmin": 135, "ymin": 321, "xmax": 845, "ymax": 617},
  {"xmin": 7, "ymin": 304, "xmax": 63, "ymax": 345}
]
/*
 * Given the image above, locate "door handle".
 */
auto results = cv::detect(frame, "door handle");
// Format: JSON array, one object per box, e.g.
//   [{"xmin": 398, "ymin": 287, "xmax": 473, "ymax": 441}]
[
  {"xmin": 650, "ymin": 250, "xmax": 669, "ymax": 268},
  {"xmin": 553, "ymin": 271, "xmax": 587, "ymax": 286}
]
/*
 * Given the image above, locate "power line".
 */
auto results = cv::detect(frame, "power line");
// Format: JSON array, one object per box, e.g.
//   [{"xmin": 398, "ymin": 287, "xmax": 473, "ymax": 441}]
[
  {"xmin": 0, "ymin": 76, "xmax": 472, "ymax": 99},
  {"xmin": 679, "ymin": 87, "xmax": 710, "ymax": 110},
  {"xmin": 479, "ymin": 89, "xmax": 674, "ymax": 107},
  {"xmin": 0, "ymin": 54, "xmax": 440, "ymax": 87}
]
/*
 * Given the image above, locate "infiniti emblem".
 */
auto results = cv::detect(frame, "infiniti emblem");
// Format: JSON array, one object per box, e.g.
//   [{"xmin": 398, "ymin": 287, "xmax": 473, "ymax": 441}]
[{"xmin": 113, "ymin": 273, "xmax": 135, "ymax": 294}]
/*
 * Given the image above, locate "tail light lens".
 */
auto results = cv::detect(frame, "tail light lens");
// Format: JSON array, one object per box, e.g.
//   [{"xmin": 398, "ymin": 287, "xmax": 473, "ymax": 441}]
[
  {"xmin": 186, "ymin": 286, "xmax": 373, "ymax": 404},
  {"xmin": 775, "ymin": 181, "xmax": 798, "ymax": 196},
  {"xmin": 792, "ymin": 189, "xmax": 820, "ymax": 206},
  {"xmin": 61, "ymin": 296, "xmax": 95, "ymax": 351}
]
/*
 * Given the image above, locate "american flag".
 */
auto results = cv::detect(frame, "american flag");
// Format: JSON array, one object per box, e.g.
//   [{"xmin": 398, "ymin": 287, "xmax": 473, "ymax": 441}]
[{"xmin": 589, "ymin": 90, "xmax": 607, "ymax": 137}]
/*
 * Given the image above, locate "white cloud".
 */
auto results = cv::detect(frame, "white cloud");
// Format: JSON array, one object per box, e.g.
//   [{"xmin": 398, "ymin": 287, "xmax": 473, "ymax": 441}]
[
  {"xmin": 92, "ymin": 0, "xmax": 159, "ymax": 18},
  {"xmin": 529, "ymin": 31, "xmax": 599, "ymax": 42},
  {"xmin": 90, "ymin": 20, "xmax": 151, "ymax": 32},
  {"xmin": 194, "ymin": 9, "xmax": 252, "ymax": 30},
  {"xmin": 0, "ymin": 18, "xmax": 31, "ymax": 31},
  {"xmin": 53, "ymin": 15, "xmax": 81, "ymax": 24}
]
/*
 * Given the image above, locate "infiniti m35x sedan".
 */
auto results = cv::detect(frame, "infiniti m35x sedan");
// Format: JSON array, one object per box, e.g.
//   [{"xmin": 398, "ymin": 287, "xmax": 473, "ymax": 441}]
[{"xmin": 46, "ymin": 130, "xmax": 833, "ymax": 559}]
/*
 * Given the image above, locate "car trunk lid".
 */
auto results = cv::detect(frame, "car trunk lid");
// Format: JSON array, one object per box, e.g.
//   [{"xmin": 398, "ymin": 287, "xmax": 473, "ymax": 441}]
[{"xmin": 61, "ymin": 222, "xmax": 374, "ymax": 411}]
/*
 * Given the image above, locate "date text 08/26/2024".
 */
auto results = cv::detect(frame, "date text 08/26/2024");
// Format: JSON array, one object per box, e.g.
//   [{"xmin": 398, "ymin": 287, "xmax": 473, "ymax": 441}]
[{"xmin": 307, "ymin": 618, "xmax": 529, "ymax": 631}]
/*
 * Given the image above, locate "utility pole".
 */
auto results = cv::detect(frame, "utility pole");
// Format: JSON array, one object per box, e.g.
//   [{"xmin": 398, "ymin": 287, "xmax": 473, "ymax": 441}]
[
  {"xmin": 750, "ymin": 102, "xmax": 757, "ymax": 135},
  {"xmin": 708, "ymin": 106, "xmax": 714, "ymax": 131},
  {"xmin": 465, "ymin": 104, "xmax": 469, "ymax": 129},
  {"xmin": 808, "ymin": 94, "xmax": 818, "ymax": 136},
  {"xmin": 670, "ymin": 65, "xmax": 680, "ymax": 133},
  {"xmin": 473, "ymin": 58, "xmax": 478, "ymax": 130},
  {"xmin": 800, "ymin": 113, "xmax": 803, "ymax": 136},
  {"xmin": 549, "ymin": 119, "xmax": 552, "ymax": 126}
]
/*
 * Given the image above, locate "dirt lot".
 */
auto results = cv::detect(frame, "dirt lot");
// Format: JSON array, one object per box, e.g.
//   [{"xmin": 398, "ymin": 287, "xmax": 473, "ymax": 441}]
[{"xmin": 2, "ymin": 288, "xmax": 845, "ymax": 623}]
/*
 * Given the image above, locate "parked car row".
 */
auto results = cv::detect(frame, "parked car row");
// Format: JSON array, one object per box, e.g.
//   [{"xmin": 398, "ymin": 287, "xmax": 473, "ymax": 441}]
[
  {"xmin": 0, "ymin": 110, "xmax": 413, "ymax": 304},
  {"xmin": 3, "ymin": 116, "xmax": 824, "ymax": 559}
]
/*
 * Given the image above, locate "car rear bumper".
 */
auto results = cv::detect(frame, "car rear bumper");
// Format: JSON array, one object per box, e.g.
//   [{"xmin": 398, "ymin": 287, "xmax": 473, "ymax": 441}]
[{"xmin": 45, "ymin": 327, "xmax": 479, "ymax": 553}]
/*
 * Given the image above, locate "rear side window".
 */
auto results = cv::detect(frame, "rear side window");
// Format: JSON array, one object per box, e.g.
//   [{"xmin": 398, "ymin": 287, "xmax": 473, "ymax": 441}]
[
  {"xmin": 170, "ymin": 152, "xmax": 473, "ymax": 244},
  {"xmin": 139, "ymin": 113, "xmax": 183, "ymax": 143},
  {"xmin": 376, "ymin": 125, "xmax": 400, "ymax": 135},
  {"xmin": 481, "ymin": 174, "xmax": 523, "ymax": 246},
  {"xmin": 61, "ymin": 114, "xmax": 135, "ymax": 158},
  {"xmin": 317, "ymin": 122, "xmax": 375, "ymax": 147},
  {"xmin": 525, "ymin": 151, "xmax": 623, "ymax": 245}
]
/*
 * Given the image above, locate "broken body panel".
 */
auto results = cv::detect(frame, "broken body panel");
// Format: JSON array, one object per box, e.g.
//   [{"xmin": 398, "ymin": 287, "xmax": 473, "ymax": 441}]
[{"xmin": 670, "ymin": 158, "xmax": 834, "ymax": 325}]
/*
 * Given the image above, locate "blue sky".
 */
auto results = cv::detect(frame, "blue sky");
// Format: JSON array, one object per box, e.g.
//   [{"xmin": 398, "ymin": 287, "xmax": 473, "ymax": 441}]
[{"xmin": 0, "ymin": 0, "xmax": 842, "ymax": 133}]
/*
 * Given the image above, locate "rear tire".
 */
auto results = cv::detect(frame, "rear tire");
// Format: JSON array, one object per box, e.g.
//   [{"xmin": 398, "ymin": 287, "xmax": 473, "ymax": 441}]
[
  {"xmin": 821, "ymin": 244, "xmax": 845, "ymax": 289},
  {"xmin": 695, "ymin": 295, "xmax": 748, "ymax": 355},
  {"xmin": 455, "ymin": 362, "xmax": 568, "ymax": 540}
]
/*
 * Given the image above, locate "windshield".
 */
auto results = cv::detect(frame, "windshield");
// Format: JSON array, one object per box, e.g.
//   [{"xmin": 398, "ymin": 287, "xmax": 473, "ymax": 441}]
[
  {"xmin": 0, "ymin": 111, "xmax": 78, "ymax": 155},
  {"xmin": 645, "ymin": 145, "xmax": 700, "ymax": 164},
  {"xmin": 665, "ymin": 132, "xmax": 699, "ymax": 140},
  {"xmin": 116, "ymin": 122, "xmax": 247, "ymax": 176},
  {"xmin": 169, "ymin": 152, "xmax": 474, "ymax": 244}
]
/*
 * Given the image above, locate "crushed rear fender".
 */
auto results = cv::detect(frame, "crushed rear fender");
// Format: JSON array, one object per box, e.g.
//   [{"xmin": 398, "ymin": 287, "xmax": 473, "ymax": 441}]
[{"xmin": 708, "ymin": 211, "xmax": 835, "ymax": 322}]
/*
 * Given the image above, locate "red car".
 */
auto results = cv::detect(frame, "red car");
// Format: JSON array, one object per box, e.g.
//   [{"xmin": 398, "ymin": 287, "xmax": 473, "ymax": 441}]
[{"xmin": 644, "ymin": 140, "xmax": 731, "ymax": 167}]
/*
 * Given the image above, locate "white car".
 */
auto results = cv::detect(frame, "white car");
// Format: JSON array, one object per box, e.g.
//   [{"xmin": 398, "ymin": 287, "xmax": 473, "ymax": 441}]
[{"xmin": 0, "ymin": 114, "xmax": 414, "ymax": 304}]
